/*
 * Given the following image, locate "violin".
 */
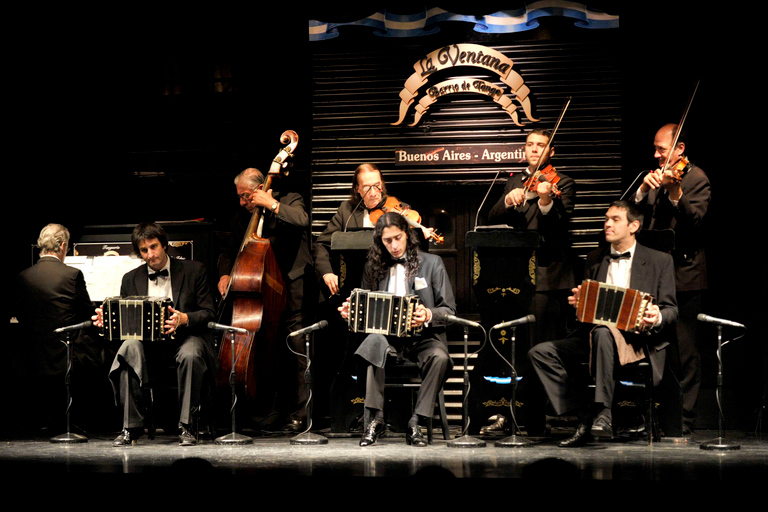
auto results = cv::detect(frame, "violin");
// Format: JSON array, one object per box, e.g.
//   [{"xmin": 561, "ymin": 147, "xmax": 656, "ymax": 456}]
[
  {"xmin": 655, "ymin": 155, "xmax": 690, "ymax": 183},
  {"xmin": 522, "ymin": 164, "xmax": 562, "ymax": 198},
  {"xmin": 369, "ymin": 196, "xmax": 445, "ymax": 245},
  {"xmin": 517, "ymin": 97, "xmax": 571, "ymax": 206}
]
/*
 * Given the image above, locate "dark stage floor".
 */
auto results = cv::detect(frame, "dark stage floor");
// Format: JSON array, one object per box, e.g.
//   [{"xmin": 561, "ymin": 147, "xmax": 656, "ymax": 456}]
[{"xmin": 3, "ymin": 426, "xmax": 766, "ymax": 490}]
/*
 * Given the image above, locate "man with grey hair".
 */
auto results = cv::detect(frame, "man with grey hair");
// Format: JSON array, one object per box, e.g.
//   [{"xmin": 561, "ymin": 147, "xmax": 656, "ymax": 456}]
[
  {"xmin": 14, "ymin": 224, "xmax": 97, "ymax": 432},
  {"xmin": 218, "ymin": 167, "xmax": 315, "ymax": 433}
]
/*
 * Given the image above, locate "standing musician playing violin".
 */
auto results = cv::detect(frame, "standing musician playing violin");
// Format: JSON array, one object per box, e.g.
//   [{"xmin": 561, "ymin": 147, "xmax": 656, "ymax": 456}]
[
  {"xmin": 218, "ymin": 167, "xmax": 315, "ymax": 433},
  {"xmin": 488, "ymin": 129, "xmax": 577, "ymax": 348},
  {"xmin": 634, "ymin": 123, "xmax": 711, "ymax": 435}
]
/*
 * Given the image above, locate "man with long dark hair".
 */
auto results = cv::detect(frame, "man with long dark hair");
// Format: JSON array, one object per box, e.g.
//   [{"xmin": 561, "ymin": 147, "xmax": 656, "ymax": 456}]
[{"xmin": 339, "ymin": 212, "xmax": 455, "ymax": 446}]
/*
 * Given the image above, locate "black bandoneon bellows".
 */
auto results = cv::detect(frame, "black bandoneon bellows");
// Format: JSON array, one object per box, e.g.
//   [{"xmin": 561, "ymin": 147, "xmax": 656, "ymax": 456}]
[
  {"xmin": 347, "ymin": 288, "xmax": 422, "ymax": 337},
  {"xmin": 102, "ymin": 296, "xmax": 173, "ymax": 342}
]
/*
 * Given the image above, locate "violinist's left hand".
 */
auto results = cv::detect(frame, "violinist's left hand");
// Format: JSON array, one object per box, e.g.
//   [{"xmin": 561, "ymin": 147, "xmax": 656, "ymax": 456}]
[{"xmin": 421, "ymin": 226, "xmax": 435, "ymax": 241}]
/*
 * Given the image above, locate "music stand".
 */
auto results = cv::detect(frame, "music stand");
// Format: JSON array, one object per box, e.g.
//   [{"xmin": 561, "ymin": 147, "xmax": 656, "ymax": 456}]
[
  {"xmin": 215, "ymin": 327, "xmax": 253, "ymax": 445},
  {"xmin": 291, "ymin": 332, "xmax": 328, "ymax": 445},
  {"xmin": 448, "ymin": 325, "xmax": 486, "ymax": 448},
  {"xmin": 700, "ymin": 324, "xmax": 740, "ymax": 451},
  {"xmin": 50, "ymin": 330, "xmax": 87, "ymax": 444}
]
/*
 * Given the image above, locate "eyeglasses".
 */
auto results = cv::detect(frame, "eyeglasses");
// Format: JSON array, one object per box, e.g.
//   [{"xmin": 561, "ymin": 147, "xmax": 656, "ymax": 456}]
[{"xmin": 361, "ymin": 183, "xmax": 382, "ymax": 193}]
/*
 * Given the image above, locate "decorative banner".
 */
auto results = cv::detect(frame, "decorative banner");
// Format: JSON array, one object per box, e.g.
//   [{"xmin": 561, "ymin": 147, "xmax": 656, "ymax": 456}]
[
  {"xmin": 393, "ymin": 44, "xmax": 538, "ymax": 127},
  {"xmin": 308, "ymin": 4, "xmax": 619, "ymax": 41}
]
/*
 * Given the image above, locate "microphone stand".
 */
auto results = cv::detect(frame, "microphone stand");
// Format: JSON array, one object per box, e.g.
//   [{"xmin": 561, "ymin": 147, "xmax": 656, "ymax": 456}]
[
  {"xmin": 51, "ymin": 330, "xmax": 87, "ymax": 444},
  {"xmin": 495, "ymin": 325, "xmax": 533, "ymax": 447},
  {"xmin": 291, "ymin": 332, "xmax": 328, "ymax": 445},
  {"xmin": 701, "ymin": 325, "xmax": 740, "ymax": 451},
  {"xmin": 448, "ymin": 325, "xmax": 486, "ymax": 448},
  {"xmin": 215, "ymin": 327, "xmax": 253, "ymax": 445}
]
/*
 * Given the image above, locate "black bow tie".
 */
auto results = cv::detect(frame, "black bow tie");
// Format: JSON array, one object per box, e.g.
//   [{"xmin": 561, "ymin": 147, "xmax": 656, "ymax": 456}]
[
  {"xmin": 148, "ymin": 269, "xmax": 169, "ymax": 281},
  {"xmin": 610, "ymin": 252, "xmax": 631, "ymax": 260},
  {"xmin": 391, "ymin": 258, "xmax": 406, "ymax": 265}
]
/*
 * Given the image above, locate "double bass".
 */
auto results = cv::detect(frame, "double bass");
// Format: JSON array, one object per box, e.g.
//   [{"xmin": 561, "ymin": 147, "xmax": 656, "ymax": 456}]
[{"xmin": 216, "ymin": 130, "xmax": 298, "ymax": 410}]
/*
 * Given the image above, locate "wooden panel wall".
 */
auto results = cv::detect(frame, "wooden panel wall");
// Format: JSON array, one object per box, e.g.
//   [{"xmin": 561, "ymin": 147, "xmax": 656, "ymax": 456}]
[{"xmin": 309, "ymin": 31, "xmax": 623, "ymax": 315}]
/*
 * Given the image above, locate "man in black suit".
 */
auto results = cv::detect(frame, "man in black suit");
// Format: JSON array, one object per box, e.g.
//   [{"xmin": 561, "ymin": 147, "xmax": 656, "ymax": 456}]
[
  {"xmin": 15, "ymin": 224, "xmax": 98, "ymax": 431},
  {"xmin": 313, "ymin": 163, "xmax": 387, "ymax": 298},
  {"xmin": 488, "ymin": 129, "xmax": 576, "ymax": 346},
  {"xmin": 634, "ymin": 124, "xmax": 710, "ymax": 434},
  {"xmin": 217, "ymin": 168, "xmax": 315, "ymax": 432},
  {"xmin": 339, "ymin": 212, "xmax": 456, "ymax": 447},
  {"xmin": 94, "ymin": 222, "xmax": 216, "ymax": 446},
  {"xmin": 528, "ymin": 201, "xmax": 678, "ymax": 447}
]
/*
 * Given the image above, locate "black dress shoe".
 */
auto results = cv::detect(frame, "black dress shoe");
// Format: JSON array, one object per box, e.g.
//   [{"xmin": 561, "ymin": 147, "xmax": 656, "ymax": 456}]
[
  {"xmin": 405, "ymin": 425, "xmax": 428, "ymax": 447},
  {"xmin": 558, "ymin": 423, "xmax": 593, "ymax": 448},
  {"xmin": 179, "ymin": 426, "xmax": 197, "ymax": 446},
  {"xmin": 591, "ymin": 412, "xmax": 613, "ymax": 439},
  {"xmin": 359, "ymin": 419, "xmax": 385, "ymax": 447},
  {"xmin": 113, "ymin": 428, "xmax": 141, "ymax": 447},
  {"xmin": 282, "ymin": 419, "xmax": 304, "ymax": 433}
]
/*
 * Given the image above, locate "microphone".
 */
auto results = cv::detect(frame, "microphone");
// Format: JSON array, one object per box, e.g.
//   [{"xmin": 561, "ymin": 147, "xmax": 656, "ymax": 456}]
[
  {"xmin": 289, "ymin": 320, "xmax": 329, "ymax": 337},
  {"xmin": 473, "ymin": 169, "xmax": 503, "ymax": 230},
  {"xmin": 442, "ymin": 314, "xmax": 481, "ymax": 328},
  {"xmin": 207, "ymin": 322, "xmax": 249, "ymax": 335},
  {"xmin": 697, "ymin": 314, "xmax": 745, "ymax": 329},
  {"xmin": 492, "ymin": 315, "xmax": 536, "ymax": 330},
  {"xmin": 53, "ymin": 320, "xmax": 92, "ymax": 334}
]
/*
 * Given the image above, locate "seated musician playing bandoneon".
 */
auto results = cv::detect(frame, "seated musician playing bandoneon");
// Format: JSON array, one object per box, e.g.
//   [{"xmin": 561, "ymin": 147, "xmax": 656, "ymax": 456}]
[
  {"xmin": 527, "ymin": 200, "xmax": 678, "ymax": 447},
  {"xmin": 339, "ymin": 212, "xmax": 455, "ymax": 447}
]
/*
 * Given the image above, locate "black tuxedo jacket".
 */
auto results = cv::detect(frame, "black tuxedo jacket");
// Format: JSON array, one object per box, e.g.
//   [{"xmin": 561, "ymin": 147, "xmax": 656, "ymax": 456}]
[
  {"xmin": 488, "ymin": 170, "xmax": 576, "ymax": 291},
  {"xmin": 361, "ymin": 251, "xmax": 456, "ymax": 346},
  {"xmin": 16, "ymin": 257, "xmax": 97, "ymax": 376},
  {"xmin": 121, "ymin": 257, "xmax": 215, "ymax": 345},
  {"xmin": 581, "ymin": 242, "xmax": 678, "ymax": 383},
  {"xmin": 636, "ymin": 163, "xmax": 710, "ymax": 292},
  {"xmin": 312, "ymin": 200, "xmax": 367, "ymax": 280}
]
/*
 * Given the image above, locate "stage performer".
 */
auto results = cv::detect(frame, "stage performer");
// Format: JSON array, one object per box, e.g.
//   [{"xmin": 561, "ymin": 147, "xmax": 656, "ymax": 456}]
[
  {"xmin": 339, "ymin": 212, "xmax": 455, "ymax": 447},
  {"xmin": 528, "ymin": 201, "xmax": 678, "ymax": 447},
  {"xmin": 15, "ymin": 224, "xmax": 100, "ymax": 431},
  {"xmin": 313, "ymin": 163, "xmax": 388, "ymax": 298},
  {"xmin": 488, "ymin": 128, "xmax": 576, "ymax": 345},
  {"xmin": 94, "ymin": 222, "xmax": 216, "ymax": 447},
  {"xmin": 217, "ymin": 168, "xmax": 315, "ymax": 433},
  {"xmin": 633, "ymin": 124, "xmax": 710, "ymax": 435}
]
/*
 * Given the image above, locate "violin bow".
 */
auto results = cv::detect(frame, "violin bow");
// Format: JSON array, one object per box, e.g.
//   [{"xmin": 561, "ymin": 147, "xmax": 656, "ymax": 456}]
[
  {"xmin": 530, "ymin": 96, "xmax": 571, "ymax": 177},
  {"xmin": 661, "ymin": 81, "xmax": 699, "ymax": 173}
]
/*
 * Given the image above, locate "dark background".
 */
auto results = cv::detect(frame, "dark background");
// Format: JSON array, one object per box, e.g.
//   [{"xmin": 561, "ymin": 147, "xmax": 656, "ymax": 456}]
[{"xmin": 5, "ymin": 3, "xmax": 762, "ymax": 432}]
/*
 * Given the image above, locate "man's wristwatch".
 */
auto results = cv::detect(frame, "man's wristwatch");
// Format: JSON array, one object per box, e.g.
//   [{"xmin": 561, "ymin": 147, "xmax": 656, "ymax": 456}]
[{"xmin": 270, "ymin": 202, "xmax": 278, "ymax": 211}]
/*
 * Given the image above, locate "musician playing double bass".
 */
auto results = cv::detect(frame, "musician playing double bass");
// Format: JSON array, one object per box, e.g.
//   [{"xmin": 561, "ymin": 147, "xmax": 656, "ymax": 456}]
[
  {"xmin": 633, "ymin": 124, "xmax": 711, "ymax": 435},
  {"xmin": 217, "ymin": 167, "xmax": 315, "ymax": 433},
  {"xmin": 338, "ymin": 212, "xmax": 455, "ymax": 447},
  {"xmin": 527, "ymin": 201, "xmax": 678, "ymax": 447}
]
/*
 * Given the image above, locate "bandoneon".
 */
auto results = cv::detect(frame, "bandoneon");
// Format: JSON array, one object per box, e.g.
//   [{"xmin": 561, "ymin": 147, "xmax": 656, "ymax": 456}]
[
  {"xmin": 347, "ymin": 288, "xmax": 422, "ymax": 337},
  {"xmin": 102, "ymin": 296, "xmax": 173, "ymax": 342},
  {"xmin": 575, "ymin": 280, "xmax": 653, "ymax": 334}
]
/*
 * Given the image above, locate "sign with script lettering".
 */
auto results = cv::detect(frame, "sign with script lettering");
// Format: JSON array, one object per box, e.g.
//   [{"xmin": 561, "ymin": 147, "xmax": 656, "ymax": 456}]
[
  {"xmin": 392, "ymin": 43, "xmax": 539, "ymax": 127},
  {"xmin": 394, "ymin": 144, "xmax": 525, "ymax": 166}
]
